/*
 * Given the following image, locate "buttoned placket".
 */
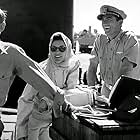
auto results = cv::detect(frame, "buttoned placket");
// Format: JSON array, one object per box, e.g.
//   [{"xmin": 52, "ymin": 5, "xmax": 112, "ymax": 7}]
[
  {"xmin": 106, "ymin": 40, "xmax": 114, "ymax": 85},
  {"xmin": 104, "ymin": 31, "xmax": 122, "ymax": 86}
]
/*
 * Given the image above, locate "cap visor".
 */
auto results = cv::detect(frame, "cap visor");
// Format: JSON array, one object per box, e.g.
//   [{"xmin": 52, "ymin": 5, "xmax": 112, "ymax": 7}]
[{"xmin": 97, "ymin": 14, "xmax": 104, "ymax": 20}]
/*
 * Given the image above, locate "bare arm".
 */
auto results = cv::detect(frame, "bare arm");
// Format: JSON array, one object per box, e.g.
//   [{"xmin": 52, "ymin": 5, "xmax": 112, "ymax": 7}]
[
  {"xmin": 119, "ymin": 32, "xmax": 139, "ymax": 78},
  {"xmin": 87, "ymin": 57, "xmax": 98, "ymax": 86},
  {"xmin": 8, "ymin": 46, "xmax": 63, "ymax": 101}
]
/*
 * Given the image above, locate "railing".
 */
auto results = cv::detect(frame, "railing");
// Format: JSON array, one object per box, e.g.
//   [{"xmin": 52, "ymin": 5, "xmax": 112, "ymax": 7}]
[{"xmin": 0, "ymin": 107, "xmax": 17, "ymax": 140}]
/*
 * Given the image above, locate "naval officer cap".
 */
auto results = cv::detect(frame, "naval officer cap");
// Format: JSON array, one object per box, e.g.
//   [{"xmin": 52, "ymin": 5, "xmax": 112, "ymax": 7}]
[{"xmin": 97, "ymin": 5, "xmax": 127, "ymax": 20}]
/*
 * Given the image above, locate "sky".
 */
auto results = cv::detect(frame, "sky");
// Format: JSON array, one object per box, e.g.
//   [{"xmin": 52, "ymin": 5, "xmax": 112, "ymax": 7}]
[{"xmin": 73, "ymin": 0, "xmax": 140, "ymax": 35}]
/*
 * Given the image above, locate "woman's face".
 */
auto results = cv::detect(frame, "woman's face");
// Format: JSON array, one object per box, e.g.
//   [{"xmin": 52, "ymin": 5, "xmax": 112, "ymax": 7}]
[{"xmin": 50, "ymin": 40, "xmax": 67, "ymax": 64}]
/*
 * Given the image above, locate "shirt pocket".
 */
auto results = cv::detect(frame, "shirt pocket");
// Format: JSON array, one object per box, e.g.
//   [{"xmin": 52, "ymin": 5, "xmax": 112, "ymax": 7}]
[
  {"xmin": 0, "ymin": 71, "xmax": 13, "ymax": 106},
  {"xmin": 0, "ymin": 71, "xmax": 12, "ymax": 80},
  {"xmin": 115, "ymin": 51, "xmax": 123, "ymax": 62}
]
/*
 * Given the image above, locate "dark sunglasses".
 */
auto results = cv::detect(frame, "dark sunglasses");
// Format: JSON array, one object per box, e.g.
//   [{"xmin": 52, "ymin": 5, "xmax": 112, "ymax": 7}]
[{"xmin": 50, "ymin": 45, "xmax": 66, "ymax": 52}]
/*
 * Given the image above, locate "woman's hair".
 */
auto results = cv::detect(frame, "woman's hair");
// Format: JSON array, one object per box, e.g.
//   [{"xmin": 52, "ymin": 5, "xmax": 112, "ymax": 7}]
[{"xmin": 52, "ymin": 34, "xmax": 65, "ymax": 44}]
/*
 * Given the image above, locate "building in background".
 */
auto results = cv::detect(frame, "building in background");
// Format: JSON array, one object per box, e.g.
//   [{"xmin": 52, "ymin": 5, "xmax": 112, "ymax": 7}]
[{"xmin": 74, "ymin": 26, "xmax": 97, "ymax": 53}]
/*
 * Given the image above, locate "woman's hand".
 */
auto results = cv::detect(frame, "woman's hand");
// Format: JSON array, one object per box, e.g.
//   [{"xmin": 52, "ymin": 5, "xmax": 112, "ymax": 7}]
[
  {"xmin": 38, "ymin": 99, "xmax": 48, "ymax": 113},
  {"xmin": 95, "ymin": 95, "xmax": 109, "ymax": 107}
]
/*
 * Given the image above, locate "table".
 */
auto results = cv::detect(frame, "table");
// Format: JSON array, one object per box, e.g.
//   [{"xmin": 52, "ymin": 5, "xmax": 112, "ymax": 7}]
[{"xmin": 49, "ymin": 112, "xmax": 140, "ymax": 140}]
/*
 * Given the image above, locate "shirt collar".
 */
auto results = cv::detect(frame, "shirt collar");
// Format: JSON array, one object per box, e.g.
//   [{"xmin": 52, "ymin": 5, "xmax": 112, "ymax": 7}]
[{"xmin": 107, "ymin": 30, "xmax": 123, "ymax": 43}]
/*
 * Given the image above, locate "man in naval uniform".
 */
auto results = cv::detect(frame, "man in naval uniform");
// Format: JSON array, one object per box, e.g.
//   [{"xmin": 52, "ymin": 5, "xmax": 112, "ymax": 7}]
[
  {"xmin": 0, "ymin": 9, "xmax": 65, "ymax": 136},
  {"xmin": 87, "ymin": 5, "xmax": 140, "ymax": 98}
]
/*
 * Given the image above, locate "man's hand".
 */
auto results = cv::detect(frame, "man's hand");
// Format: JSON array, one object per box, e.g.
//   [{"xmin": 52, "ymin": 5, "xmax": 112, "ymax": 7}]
[
  {"xmin": 53, "ymin": 88, "xmax": 65, "ymax": 118},
  {"xmin": 95, "ymin": 95, "xmax": 109, "ymax": 107},
  {"xmin": 72, "ymin": 104, "xmax": 94, "ymax": 114},
  {"xmin": 54, "ymin": 88, "xmax": 65, "ymax": 105}
]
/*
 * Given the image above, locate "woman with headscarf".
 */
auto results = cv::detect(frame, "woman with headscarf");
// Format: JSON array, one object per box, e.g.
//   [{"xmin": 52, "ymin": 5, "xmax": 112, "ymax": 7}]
[{"xmin": 16, "ymin": 32, "xmax": 80, "ymax": 140}]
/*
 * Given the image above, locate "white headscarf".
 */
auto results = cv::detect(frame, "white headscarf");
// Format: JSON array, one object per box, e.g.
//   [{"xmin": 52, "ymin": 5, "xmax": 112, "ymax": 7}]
[{"xmin": 48, "ymin": 32, "xmax": 75, "ymax": 68}]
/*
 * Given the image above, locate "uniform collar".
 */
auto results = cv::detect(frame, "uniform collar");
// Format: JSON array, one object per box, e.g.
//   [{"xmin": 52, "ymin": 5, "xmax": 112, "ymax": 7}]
[{"xmin": 107, "ymin": 30, "xmax": 123, "ymax": 43}]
